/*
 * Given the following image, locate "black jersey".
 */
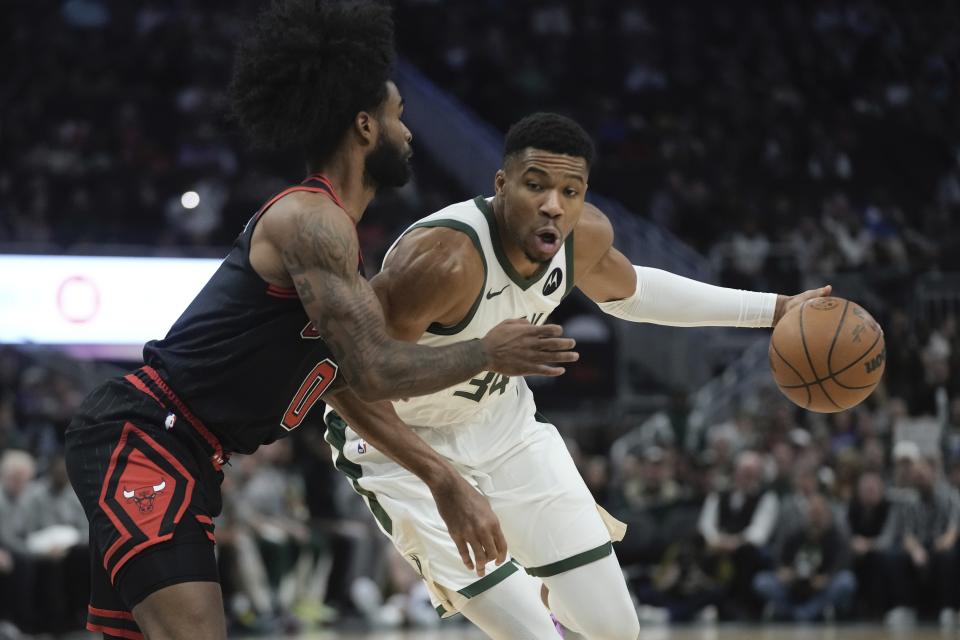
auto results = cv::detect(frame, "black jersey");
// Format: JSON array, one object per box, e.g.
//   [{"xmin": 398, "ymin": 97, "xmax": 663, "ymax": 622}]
[{"xmin": 143, "ymin": 174, "xmax": 355, "ymax": 455}]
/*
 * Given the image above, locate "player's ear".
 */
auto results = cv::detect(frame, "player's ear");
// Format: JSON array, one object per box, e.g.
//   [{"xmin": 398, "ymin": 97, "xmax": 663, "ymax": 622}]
[
  {"xmin": 494, "ymin": 169, "xmax": 506, "ymax": 195},
  {"xmin": 354, "ymin": 111, "xmax": 378, "ymax": 146}
]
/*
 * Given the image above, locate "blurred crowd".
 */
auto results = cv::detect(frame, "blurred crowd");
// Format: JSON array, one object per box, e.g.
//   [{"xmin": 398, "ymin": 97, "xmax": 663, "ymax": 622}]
[
  {"xmin": 0, "ymin": 0, "xmax": 457, "ymax": 260},
  {"xmin": 399, "ymin": 0, "xmax": 960, "ymax": 275},
  {"xmin": 3, "ymin": 0, "xmax": 960, "ymax": 636}
]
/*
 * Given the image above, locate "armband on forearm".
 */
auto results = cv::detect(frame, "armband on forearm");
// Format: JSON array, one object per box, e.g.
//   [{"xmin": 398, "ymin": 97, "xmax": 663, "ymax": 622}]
[{"xmin": 596, "ymin": 266, "xmax": 777, "ymax": 328}]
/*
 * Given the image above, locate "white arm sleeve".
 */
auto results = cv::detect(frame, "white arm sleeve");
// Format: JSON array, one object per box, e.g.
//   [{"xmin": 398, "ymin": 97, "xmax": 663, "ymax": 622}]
[{"xmin": 596, "ymin": 265, "xmax": 778, "ymax": 328}]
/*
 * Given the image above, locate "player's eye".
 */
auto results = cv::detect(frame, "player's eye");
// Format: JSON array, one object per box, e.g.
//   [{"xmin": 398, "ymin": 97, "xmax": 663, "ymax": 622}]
[
  {"xmin": 564, "ymin": 188, "xmax": 579, "ymax": 197},
  {"xmin": 526, "ymin": 182, "xmax": 543, "ymax": 191}
]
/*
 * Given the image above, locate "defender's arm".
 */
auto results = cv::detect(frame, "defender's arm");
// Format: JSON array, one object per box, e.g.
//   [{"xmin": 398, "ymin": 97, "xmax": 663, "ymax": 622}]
[
  {"xmin": 325, "ymin": 387, "xmax": 507, "ymax": 576},
  {"xmin": 259, "ymin": 201, "xmax": 575, "ymax": 401}
]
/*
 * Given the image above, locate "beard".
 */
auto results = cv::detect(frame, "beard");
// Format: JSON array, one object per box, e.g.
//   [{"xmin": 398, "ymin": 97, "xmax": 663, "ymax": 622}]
[
  {"xmin": 364, "ymin": 134, "xmax": 411, "ymax": 189},
  {"xmin": 523, "ymin": 245, "xmax": 552, "ymax": 264}
]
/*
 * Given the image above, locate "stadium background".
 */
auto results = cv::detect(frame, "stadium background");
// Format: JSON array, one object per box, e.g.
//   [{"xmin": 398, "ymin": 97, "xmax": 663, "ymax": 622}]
[{"xmin": 1, "ymin": 0, "xmax": 959, "ymax": 638}]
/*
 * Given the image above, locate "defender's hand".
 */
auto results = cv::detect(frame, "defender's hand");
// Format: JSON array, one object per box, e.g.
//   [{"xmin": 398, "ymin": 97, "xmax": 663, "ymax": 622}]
[
  {"xmin": 481, "ymin": 319, "xmax": 578, "ymax": 376},
  {"xmin": 772, "ymin": 285, "xmax": 832, "ymax": 326},
  {"xmin": 430, "ymin": 473, "xmax": 507, "ymax": 577}
]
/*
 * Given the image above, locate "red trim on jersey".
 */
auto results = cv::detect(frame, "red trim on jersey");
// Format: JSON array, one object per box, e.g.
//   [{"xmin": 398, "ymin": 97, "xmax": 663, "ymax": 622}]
[
  {"xmin": 99, "ymin": 422, "xmax": 196, "ymax": 582},
  {"xmin": 123, "ymin": 374, "xmax": 162, "ymax": 405},
  {"xmin": 253, "ymin": 186, "xmax": 323, "ymax": 223},
  {"xmin": 266, "ymin": 284, "xmax": 299, "ymax": 298},
  {"xmin": 86, "ymin": 622, "xmax": 144, "ymax": 640},
  {"xmin": 89, "ymin": 606, "xmax": 134, "ymax": 621},
  {"xmin": 195, "ymin": 514, "xmax": 213, "ymax": 524},
  {"xmin": 253, "ymin": 182, "xmax": 352, "ymax": 227},
  {"xmin": 252, "ymin": 175, "xmax": 361, "ymax": 279},
  {"xmin": 304, "ymin": 173, "xmax": 347, "ymax": 210},
  {"xmin": 139, "ymin": 366, "xmax": 226, "ymax": 469}
]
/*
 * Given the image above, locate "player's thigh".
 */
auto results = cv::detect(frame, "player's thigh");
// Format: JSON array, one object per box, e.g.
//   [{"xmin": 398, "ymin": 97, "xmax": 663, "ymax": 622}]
[
  {"xmin": 359, "ymin": 471, "xmax": 521, "ymax": 615},
  {"xmin": 485, "ymin": 421, "xmax": 612, "ymax": 571},
  {"xmin": 67, "ymin": 404, "xmax": 223, "ymax": 638},
  {"xmin": 133, "ymin": 581, "xmax": 225, "ymax": 640}
]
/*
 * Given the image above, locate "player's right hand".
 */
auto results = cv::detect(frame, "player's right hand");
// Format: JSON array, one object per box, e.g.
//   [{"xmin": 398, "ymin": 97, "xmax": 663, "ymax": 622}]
[
  {"xmin": 481, "ymin": 319, "xmax": 578, "ymax": 376},
  {"xmin": 429, "ymin": 473, "xmax": 507, "ymax": 577}
]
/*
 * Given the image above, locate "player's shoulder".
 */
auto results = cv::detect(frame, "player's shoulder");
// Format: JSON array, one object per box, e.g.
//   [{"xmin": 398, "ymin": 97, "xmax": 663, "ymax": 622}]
[
  {"xmin": 258, "ymin": 190, "xmax": 356, "ymax": 246},
  {"xmin": 385, "ymin": 225, "xmax": 483, "ymax": 286},
  {"xmin": 575, "ymin": 202, "xmax": 614, "ymax": 241},
  {"xmin": 572, "ymin": 201, "xmax": 615, "ymax": 263}
]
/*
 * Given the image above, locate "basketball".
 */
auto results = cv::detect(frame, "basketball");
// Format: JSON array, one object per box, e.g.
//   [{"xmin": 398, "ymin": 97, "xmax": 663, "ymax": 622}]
[{"xmin": 769, "ymin": 297, "xmax": 885, "ymax": 412}]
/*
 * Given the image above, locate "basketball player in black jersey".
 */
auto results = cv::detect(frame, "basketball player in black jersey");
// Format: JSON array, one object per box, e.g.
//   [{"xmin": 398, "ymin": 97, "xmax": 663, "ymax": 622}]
[{"xmin": 64, "ymin": 2, "xmax": 577, "ymax": 638}]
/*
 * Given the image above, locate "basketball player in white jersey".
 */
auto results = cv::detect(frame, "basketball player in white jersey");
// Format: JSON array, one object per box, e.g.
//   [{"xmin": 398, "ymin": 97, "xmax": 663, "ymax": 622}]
[{"xmin": 323, "ymin": 113, "xmax": 830, "ymax": 639}]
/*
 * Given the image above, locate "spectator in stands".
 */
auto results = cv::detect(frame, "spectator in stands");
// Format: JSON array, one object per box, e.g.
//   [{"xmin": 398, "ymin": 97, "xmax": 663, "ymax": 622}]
[
  {"xmin": 754, "ymin": 494, "xmax": 856, "ymax": 621},
  {"xmin": 774, "ymin": 458, "xmax": 822, "ymax": 552},
  {"xmin": 719, "ymin": 219, "xmax": 771, "ymax": 291},
  {"xmin": 234, "ymin": 440, "xmax": 327, "ymax": 630},
  {"xmin": 768, "ymin": 441, "xmax": 796, "ymax": 497},
  {"xmin": 0, "ymin": 450, "xmax": 39, "ymax": 633},
  {"xmin": 847, "ymin": 472, "xmax": 895, "ymax": 617},
  {"xmin": 698, "ymin": 450, "xmax": 778, "ymax": 618},
  {"xmin": 620, "ymin": 446, "xmax": 684, "ymax": 512},
  {"xmin": 884, "ymin": 458, "xmax": 960, "ymax": 626},
  {"xmin": 890, "ymin": 440, "xmax": 921, "ymax": 499},
  {"xmin": 19, "ymin": 454, "xmax": 89, "ymax": 632}
]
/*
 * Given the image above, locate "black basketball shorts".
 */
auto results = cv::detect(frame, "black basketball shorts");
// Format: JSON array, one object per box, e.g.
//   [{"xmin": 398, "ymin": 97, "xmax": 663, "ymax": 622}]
[{"xmin": 65, "ymin": 369, "xmax": 226, "ymax": 638}]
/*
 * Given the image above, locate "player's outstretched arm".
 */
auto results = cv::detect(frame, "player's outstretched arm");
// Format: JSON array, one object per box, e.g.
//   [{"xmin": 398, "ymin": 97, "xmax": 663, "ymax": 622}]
[
  {"xmin": 264, "ymin": 201, "xmax": 576, "ymax": 401},
  {"xmin": 574, "ymin": 203, "xmax": 830, "ymax": 327},
  {"xmin": 325, "ymin": 387, "xmax": 507, "ymax": 577}
]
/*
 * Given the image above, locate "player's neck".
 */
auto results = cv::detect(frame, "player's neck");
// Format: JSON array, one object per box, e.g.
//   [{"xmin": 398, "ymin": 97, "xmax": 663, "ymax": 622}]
[{"xmin": 307, "ymin": 156, "xmax": 376, "ymax": 224}]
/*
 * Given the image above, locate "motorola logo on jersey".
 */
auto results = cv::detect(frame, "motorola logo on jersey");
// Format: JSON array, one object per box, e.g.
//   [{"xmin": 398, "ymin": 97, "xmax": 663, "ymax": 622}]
[{"xmin": 543, "ymin": 268, "xmax": 563, "ymax": 296}]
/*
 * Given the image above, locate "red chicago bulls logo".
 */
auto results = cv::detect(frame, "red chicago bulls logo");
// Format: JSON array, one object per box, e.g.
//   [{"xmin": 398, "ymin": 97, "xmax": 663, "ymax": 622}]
[
  {"xmin": 122, "ymin": 479, "xmax": 167, "ymax": 513},
  {"xmin": 98, "ymin": 422, "xmax": 195, "ymax": 582}
]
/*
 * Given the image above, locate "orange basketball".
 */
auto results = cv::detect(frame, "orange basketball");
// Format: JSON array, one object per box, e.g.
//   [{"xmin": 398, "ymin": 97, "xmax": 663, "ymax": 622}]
[{"xmin": 768, "ymin": 297, "xmax": 885, "ymax": 413}]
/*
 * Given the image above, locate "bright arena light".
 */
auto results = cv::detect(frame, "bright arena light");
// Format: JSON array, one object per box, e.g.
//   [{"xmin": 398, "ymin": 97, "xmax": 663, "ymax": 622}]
[{"xmin": 180, "ymin": 190, "xmax": 200, "ymax": 209}]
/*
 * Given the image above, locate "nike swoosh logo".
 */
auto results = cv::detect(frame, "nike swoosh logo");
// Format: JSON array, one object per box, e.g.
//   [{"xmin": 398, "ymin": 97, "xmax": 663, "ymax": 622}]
[{"xmin": 486, "ymin": 284, "xmax": 509, "ymax": 299}]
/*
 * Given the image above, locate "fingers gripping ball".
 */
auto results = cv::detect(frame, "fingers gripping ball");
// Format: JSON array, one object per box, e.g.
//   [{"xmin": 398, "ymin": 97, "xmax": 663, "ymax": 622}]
[{"xmin": 769, "ymin": 297, "xmax": 885, "ymax": 412}]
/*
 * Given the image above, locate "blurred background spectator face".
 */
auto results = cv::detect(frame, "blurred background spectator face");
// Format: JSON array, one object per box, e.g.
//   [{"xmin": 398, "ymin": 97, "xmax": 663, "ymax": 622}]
[
  {"xmin": 0, "ymin": 451, "xmax": 36, "ymax": 500},
  {"xmin": 893, "ymin": 441, "xmax": 920, "ymax": 487},
  {"xmin": 806, "ymin": 494, "xmax": 832, "ymax": 535},
  {"xmin": 734, "ymin": 451, "xmax": 763, "ymax": 494},
  {"xmin": 856, "ymin": 472, "xmax": 885, "ymax": 509}
]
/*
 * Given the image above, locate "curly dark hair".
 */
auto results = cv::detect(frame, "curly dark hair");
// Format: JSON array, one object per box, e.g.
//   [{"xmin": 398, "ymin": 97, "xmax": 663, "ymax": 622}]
[
  {"xmin": 229, "ymin": 0, "xmax": 395, "ymax": 163},
  {"xmin": 504, "ymin": 112, "xmax": 596, "ymax": 168}
]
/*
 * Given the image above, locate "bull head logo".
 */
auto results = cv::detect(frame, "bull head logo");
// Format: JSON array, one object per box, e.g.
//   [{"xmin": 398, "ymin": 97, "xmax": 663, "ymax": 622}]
[{"xmin": 122, "ymin": 480, "xmax": 166, "ymax": 513}]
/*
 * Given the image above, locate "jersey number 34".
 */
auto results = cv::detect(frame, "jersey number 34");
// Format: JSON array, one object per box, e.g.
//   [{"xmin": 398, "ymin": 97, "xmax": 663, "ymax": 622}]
[{"xmin": 453, "ymin": 372, "xmax": 509, "ymax": 403}]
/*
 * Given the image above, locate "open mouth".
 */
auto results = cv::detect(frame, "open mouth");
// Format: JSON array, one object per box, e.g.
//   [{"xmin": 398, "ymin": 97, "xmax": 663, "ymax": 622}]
[{"xmin": 533, "ymin": 229, "xmax": 560, "ymax": 253}]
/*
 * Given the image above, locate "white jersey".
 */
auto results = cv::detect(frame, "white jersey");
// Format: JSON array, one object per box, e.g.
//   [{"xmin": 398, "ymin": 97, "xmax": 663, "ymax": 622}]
[
  {"xmin": 382, "ymin": 196, "xmax": 574, "ymax": 458},
  {"xmin": 325, "ymin": 198, "xmax": 625, "ymax": 614}
]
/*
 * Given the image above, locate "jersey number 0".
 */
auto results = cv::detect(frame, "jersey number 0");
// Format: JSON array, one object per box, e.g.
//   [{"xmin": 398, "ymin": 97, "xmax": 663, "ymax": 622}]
[{"xmin": 281, "ymin": 359, "xmax": 338, "ymax": 430}]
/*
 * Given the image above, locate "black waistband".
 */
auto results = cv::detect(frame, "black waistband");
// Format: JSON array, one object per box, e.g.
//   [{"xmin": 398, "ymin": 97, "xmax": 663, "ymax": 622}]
[{"xmin": 124, "ymin": 366, "xmax": 227, "ymax": 470}]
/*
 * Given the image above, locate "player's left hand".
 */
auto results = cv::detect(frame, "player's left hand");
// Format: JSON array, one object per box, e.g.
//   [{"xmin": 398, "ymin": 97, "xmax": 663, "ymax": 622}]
[
  {"xmin": 429, "ymin": 472, "xmax": 508, "ymax": 577},
  {"xmin": 772, "ymin": 285, "xmax": 832, "ymax": 326}
]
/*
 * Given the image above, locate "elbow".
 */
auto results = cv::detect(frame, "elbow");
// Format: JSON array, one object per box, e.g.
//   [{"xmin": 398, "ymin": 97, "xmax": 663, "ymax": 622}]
[
  {"xmin": 349, "ymin": 378, "xmax": 386, "ymax": 403},
  {"xmin": 348, "ymin": 371, "xmax": 396, "ymax": 402}
]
